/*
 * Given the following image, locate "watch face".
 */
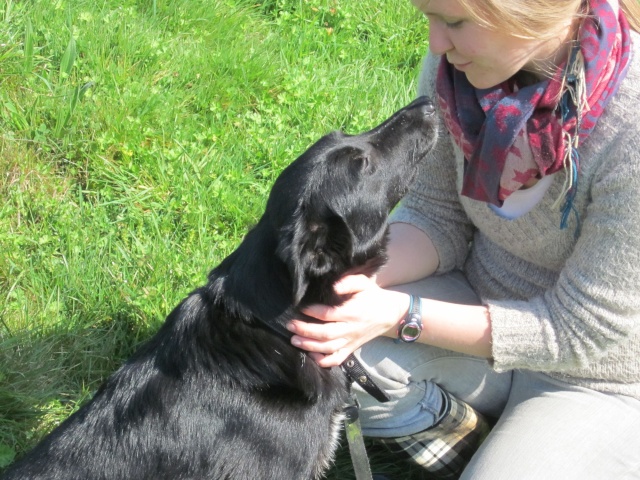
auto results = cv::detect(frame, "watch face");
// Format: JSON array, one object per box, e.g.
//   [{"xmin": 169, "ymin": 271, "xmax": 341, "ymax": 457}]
[{"xmin": 400, "ymin": 322, "xmax": 421, "ymax": 342}]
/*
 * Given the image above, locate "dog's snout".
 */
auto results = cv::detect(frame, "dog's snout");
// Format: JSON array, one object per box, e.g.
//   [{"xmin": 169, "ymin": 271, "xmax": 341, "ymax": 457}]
[{"xmin": 360, "ymin": 96, "xmax": 438, "ymax": 146}]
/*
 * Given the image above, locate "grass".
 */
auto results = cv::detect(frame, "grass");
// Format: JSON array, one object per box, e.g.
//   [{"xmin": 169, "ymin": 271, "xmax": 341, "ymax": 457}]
[{"xmin": 0, "ymin": 0, "xmax": 429, "ymax": 477}]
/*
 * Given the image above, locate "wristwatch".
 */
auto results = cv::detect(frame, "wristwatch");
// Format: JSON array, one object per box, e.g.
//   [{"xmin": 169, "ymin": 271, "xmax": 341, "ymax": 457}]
[{"xmin": 397, "ymin": 294, "xmax": 423, "ymax": 343}]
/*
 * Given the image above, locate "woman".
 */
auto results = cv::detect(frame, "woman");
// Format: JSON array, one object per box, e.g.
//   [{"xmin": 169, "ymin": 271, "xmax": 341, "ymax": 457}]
[{"xmin": 286, "ymin": 0, "xmax": 640, "ymax": 478}]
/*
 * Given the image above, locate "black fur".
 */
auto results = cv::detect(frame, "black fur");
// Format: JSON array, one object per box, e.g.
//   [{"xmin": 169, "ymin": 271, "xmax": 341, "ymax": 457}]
[{"xmin": 2, "ymin": 97, "xmax": 437, "ymax": 480}]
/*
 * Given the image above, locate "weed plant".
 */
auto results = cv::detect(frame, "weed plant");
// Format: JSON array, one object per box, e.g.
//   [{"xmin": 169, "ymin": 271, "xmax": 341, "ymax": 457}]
[{"xmin": 0, "ymin": 0, "xmax": 429, "ymax": 477}]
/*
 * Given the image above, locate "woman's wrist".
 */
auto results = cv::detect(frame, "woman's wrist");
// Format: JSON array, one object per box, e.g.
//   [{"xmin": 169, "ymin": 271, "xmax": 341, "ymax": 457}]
[{"xmin": 382, "ymin": 290, "xmax": 412, "ymax": 338}]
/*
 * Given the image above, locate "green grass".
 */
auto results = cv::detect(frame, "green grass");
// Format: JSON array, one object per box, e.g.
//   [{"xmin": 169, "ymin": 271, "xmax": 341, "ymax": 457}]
[{"xmin": 0, "ymin": 0, "xmax": 429, "ymax": 476}]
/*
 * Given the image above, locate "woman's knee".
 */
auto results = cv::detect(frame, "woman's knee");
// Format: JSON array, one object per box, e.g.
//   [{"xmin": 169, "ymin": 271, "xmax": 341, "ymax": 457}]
[{"xmin": 354, "ymin": 337, "xmax": 511, "ymax": 421}]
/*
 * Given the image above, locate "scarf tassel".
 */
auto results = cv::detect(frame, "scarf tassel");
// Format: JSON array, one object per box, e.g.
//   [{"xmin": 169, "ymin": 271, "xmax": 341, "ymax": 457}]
[
  {"xmin": 554, "ymin": 48, "xmax": 587, "ymax": 232},
  {"xmin": 559, "ymin": 146, "xmax": 580, "ymax": 231}
]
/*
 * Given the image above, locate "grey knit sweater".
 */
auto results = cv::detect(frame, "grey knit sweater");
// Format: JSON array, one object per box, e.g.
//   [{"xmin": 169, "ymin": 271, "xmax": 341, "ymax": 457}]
[{"xmin": 391, "ymin": 31, "xmax": 640, "ymax": 399}]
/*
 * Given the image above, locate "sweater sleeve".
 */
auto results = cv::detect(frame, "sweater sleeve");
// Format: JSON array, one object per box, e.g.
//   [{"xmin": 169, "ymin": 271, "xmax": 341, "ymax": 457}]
[
  {"xmin": 390, "ymin": 53, "xmax": 475, "ymax": 274},
  {"xmin": 489, "ymin": 127, "xmax": 640, "ymax": 373}
]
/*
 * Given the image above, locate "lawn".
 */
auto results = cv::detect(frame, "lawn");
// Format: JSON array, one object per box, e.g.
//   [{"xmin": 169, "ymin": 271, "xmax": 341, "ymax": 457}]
[{"xmin": 0, "ymin": 0, "xmax": 429, "ymax": 476}]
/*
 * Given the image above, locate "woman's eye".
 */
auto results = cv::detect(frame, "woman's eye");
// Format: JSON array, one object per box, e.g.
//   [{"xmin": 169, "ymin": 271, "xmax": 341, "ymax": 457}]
[
  {"xmin": 425, "ymin": 14, "xmax": 464, "ymax": 29},
  {"xmin": 445, "ymin": 20, "xmax": 463, "ymax": 29}
]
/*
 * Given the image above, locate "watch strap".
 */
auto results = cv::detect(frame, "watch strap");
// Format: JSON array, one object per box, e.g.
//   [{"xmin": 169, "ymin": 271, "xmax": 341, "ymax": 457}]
[
  {"xmin": 396, "ymin": 294, "xmax": 422, "ymax": 343},
  {"xmin": 408, "ymin": 294, "xmax": 421, "ymax": 320}
]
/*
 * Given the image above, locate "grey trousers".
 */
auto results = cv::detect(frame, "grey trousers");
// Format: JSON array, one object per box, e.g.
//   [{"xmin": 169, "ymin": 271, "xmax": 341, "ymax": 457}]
[{"xmin": 354, "ymin": 272, "xmax": 640, "ymax": 479}]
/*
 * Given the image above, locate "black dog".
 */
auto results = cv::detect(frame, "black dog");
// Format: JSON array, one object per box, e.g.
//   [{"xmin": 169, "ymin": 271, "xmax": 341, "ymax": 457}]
[{"xmin": 3, "ymin": 97, "xmax": 437, "ymax": 480}]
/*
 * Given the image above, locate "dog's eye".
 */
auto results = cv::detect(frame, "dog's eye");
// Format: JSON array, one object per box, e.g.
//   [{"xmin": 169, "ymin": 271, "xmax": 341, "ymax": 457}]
[
  {"xmin": 327, "ymin": 146, "xmax": 373, "ymax": 175},
  {"xmin": 352, "ymin": 155, "xmax": 371, "ymax": 173}
]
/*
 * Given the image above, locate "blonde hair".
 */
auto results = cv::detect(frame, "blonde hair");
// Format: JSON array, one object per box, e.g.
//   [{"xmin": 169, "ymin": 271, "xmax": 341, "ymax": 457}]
[
  {"xmin": 455, "ymin": 0, "xmax": 640, "ymax": 38},
  {"xmin": 622, "ymin": 0, "xmax": 640, "ymax": 31}
]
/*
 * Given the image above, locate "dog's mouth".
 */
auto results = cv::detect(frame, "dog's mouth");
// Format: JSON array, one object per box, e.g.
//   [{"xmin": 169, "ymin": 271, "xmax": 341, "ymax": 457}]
[
  {"xmin": 410, "ymin": 138, "xmax": 433, "ymax": 167},
  {"xmin": 391, "ymin": 135, "xmax": 435, "ymax": 201}
]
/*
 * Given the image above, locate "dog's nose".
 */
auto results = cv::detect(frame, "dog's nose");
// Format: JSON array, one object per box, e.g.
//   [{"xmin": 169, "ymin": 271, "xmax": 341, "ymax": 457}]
[
  {"xmin": 422, "ymin": 101, "xmax": 436, "ymax": 115},
  {"xmin": 408, "ymin": 96, "xmax": 436, "ymax": 116},
  {"xmin": 418, "ymin": 99, "xmax": 436, "ymax": 116}
]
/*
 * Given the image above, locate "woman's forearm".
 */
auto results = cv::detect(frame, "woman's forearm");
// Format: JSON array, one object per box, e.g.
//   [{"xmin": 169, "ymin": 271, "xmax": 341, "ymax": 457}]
[{"xmin": 381, "ymin": 297, "xmax": 493, "ymax": 358}]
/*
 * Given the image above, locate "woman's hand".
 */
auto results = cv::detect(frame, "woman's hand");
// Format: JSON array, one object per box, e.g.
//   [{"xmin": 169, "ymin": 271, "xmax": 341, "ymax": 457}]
[{"xmin": 286, "ymin": 274, "xmax": 410, "ymax": 367}]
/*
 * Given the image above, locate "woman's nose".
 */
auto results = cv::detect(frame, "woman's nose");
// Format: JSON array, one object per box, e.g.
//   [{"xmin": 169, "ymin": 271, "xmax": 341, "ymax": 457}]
[{"xmin": 428, "ymin": 22, "xmax": 453, "ymax": 56}]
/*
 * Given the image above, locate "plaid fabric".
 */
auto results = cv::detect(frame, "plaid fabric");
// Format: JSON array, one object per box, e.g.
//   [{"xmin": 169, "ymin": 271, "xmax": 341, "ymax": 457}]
[{"xmin": 379, "ymin": 391, "xmax": 491, "ymax": 479}]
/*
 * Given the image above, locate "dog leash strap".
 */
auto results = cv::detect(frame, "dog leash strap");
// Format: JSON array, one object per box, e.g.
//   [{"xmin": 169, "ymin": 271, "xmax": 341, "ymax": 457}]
[
  {"xmin": 344, "ymin": 395, "xmax": 374, "ymax": 480},
  {"xmin": 342, "ymin": 354, "xmax": 390, "ymax": 403}
]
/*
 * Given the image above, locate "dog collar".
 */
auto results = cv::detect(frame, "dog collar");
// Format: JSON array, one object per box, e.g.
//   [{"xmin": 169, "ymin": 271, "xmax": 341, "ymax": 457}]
[{"xmin": 396, "ymin": 294, "xmax": 422, "ymax": 343}]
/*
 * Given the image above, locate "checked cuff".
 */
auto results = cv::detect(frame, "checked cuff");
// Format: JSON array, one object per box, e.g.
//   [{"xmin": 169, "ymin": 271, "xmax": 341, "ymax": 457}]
[{"xmin": 379, "ymin": 390, "xmax": 491, "ymax": 479}]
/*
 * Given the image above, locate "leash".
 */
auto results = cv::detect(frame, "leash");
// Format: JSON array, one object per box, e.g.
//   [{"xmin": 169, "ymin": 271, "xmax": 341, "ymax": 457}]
[
  {"xmin": 343, "ymin": 393, "xmax": 374, "ymax": 480},
  {"xmin": 341, "ymin": 353, "xmax": 390, "ymax": 403},
  {"xmin": 341, "ymin": 353, "xmax": 390, "ymax": 480}
]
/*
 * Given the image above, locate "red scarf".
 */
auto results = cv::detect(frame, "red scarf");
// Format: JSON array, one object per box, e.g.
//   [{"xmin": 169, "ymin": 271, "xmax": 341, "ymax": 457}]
[{"xmin": 436, "ymin": 0, "xmax": 632, "ymax": 210}]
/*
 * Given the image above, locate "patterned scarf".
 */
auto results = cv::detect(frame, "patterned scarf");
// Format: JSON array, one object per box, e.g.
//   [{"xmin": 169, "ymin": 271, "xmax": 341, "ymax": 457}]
[{"xmin": 436, "ymin": 0, "xmax": 632, "ymax": 215}]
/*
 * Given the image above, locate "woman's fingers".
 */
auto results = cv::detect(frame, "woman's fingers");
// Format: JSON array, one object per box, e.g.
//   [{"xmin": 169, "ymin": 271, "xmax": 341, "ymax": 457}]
[
  {"xmin": 287, "ymin": 318, "xmax": 348, "ymax": 340},
  {"xmin": 316, "ymin": 349, "xmax": 351, "ymax": 368},
  {"xmin": 286, "ymin": 274, "xmax": 410, "ymax": 367},
  {"xmin": 305, "ymin": 351, "xmax": 351, "ymax": 368},
  {"xmin": 333, "ymin": 274, "xmax": 375, "ymax": 295},
  {"xmin": 290, "ymin": 334, "xmax": 348, "ymax": 354},
  {"xmin": 288, "ymin": 317, "xmax": 359, "ymax": 366},
  {"xmin": 300, "ymin": 303, "xmax": 340, "ymax": 322}
]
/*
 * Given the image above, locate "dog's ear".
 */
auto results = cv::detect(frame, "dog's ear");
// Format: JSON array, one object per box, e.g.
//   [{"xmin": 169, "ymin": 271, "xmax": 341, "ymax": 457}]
[{"xmin": 279, "ymin": 205, "xmax": 352, "ymax": 305}]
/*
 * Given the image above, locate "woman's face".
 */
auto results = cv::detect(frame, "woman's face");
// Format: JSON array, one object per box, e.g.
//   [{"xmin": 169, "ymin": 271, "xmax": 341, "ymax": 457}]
[{"xmin": 412, "ymin": 0, "xmax": 571, "ymax": 88}]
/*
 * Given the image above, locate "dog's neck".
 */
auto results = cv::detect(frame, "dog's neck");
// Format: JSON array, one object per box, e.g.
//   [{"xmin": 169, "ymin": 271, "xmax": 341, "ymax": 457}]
[{"xmin": 207, "ymin": 218, "xmax": 388, "ymax": 337}]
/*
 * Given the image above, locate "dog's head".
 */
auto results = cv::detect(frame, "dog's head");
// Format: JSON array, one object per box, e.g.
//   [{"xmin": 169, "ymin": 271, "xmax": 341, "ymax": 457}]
[{"xmin": 267, "ymin": 97, "xmax": 438, "ymax": 305}]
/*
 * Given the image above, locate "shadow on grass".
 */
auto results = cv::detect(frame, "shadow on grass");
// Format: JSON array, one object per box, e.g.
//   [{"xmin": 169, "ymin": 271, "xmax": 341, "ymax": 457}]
[
  {"xmin": 0, "ymin": 313, "xmax": 155, "ymax": 471},
  {"xmin": 1, "ymin": 318, "xmax": 427, "ymax": 479}
]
